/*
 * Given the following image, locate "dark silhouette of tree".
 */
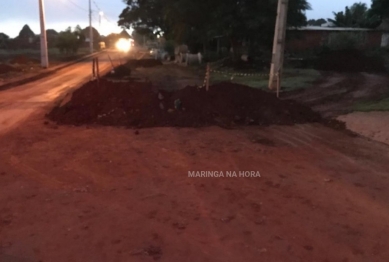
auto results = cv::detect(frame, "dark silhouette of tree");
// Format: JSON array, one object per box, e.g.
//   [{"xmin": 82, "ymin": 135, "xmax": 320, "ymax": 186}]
[
  {"xmin": 56, "ymin": 26, "xmax": 86, "ymax": 54},
  {"xmin": 307, "ymin": 18, "xmax": 328, "ymax": 26},
  {"xmin": 18, "ymin": 25, "xmax": 35, "ymax": 39},
  {"xmin": 0, "ymin": 33, "xmax": 9, "ymax": 48},
  {"xmin": 329, "ymin": 2, "xmax": 380, "ymax": 28},
  {"xmin": 118, "ymin": 0, "xmax": 311, "ymax": 56}
]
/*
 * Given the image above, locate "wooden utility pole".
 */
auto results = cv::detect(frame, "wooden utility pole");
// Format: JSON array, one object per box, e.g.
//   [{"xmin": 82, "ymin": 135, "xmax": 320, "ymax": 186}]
[{"xmin": 268, "ymin": 0, "xmax": 289, "ymax": 90}]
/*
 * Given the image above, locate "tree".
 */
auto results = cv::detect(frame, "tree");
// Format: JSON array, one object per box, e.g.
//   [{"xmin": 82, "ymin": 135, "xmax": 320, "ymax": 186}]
[
  {"xmin": 74, "ymin": 25, "xmax": 85, "ymax": 49},
  {"xmin": 329, "ymin": 2, "xmax": 379, "ymax": 28},
  {"xmin": 56, "ymin": 27, "xmax": 83, "ymax": 54},
  {"xmin": 370, "ymin": 0, "xmax": 389, "ymax": 19},
  {"xmin": 18, "ymin": 25, "xmax": 35, "ymax": 39},
  {"xmin": 307, "ymin": 18, "xmax": 328, "ymax": 26},
  {"xmin": 0, "ymin": 33, "xmax": 9, "ymax": 49},
  {"xmin": 368, "ymin": 0, "xmax": 389, "ymax": 28},
  {"xmin": 118, "ymin": 0, "xmax": 311, "ymax": 57}
]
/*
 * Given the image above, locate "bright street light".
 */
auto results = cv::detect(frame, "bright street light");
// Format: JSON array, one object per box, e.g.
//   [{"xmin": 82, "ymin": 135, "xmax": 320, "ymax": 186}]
[{"xmin": 115, "ymin": 38, "xmax": 132, "ymax": 52}]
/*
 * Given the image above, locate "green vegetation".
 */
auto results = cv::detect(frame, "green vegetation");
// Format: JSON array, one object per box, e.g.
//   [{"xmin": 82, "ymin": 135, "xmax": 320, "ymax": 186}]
[
  {"xmin": 353, "ymin": 97, "xmax": 389, "ymax": 112},
  {"xmin": 210, "ymin": 68, "xmax": 320, "ymax": 91},
  {"xmin": 329, "ymin": 0, "xmax": 389, "ymax": 29},
  {"xmin": 56, "ymin": 26, "xmax": 85, "ymax": 54}
]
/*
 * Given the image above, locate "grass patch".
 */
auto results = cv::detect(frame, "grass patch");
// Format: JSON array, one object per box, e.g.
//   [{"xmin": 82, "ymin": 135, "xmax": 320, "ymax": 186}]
[
  {"xmin": 210, "ymin": 68, "xmax": 320, "ymax": 91},
  {"xmin": 353, "ymin": 97, "xmax": 389, "ymax": 112}
]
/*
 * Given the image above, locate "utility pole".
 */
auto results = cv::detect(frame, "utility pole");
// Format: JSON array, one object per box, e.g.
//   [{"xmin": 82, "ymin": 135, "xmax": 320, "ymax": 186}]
[
  {"xmin": 268, "ymin": 0, "xmax": 289, "ymax": 90},
  {"xmin": 38, "ymin": 0, "xmax": 49, "ymax": 68},
  {"xmin": 89, "ymin": 0, "xmax": 93, "ymax": 53}
]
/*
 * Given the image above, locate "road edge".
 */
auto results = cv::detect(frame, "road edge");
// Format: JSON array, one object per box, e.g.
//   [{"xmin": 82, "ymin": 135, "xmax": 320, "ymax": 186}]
[{"xmin": 0, "ymin": 51, "xmax": 103, "ymax": 91}]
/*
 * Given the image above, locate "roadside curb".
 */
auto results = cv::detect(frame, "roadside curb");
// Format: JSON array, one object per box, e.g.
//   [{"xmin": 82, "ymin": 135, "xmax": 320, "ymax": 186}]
[{"xmin": 0, "ymin": 51, "xmax": 103, "ymax": 91}]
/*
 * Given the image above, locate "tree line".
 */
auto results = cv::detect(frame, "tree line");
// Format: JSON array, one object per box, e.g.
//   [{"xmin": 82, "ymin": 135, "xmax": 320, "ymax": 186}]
[
  {"xmin": 118, "ymin": 0, "xmax": 389, "ymax": 56},
  {"xmin": 309, "ymin": 0, "xmax": 388, "ymax": 28},
  {"xmin": 118, "ymin": 0, "xmax": 311, "ymax": 56}
]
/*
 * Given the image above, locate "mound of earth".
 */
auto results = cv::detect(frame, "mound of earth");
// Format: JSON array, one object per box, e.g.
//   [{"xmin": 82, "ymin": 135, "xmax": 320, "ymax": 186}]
[
  {"xmin": 0, "ymin": 64, "xmax": 21, "ymax": 74},
  {"xmin": 48, "ymin": 79, "xmax": 322, "ymax": 128},
  {"xmin": 108, "ymin": 64, "xmax": 131, "ymax": 77},
  {"xmin": 315, "ymin": 50, "xmax": 386, "ymax": 73},
  {"xmin": 124, "ymin": 59, "xmax": 162, "ymax": 68}
]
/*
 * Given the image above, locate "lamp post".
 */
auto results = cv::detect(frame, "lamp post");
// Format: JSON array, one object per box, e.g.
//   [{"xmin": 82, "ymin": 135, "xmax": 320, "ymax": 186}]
[{"xmin": 38, "ymin": 0, "xmax": 49, "ymax": 68}]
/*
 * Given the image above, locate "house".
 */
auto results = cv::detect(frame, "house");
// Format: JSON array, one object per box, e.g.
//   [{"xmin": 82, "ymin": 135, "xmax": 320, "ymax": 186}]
[{"xmin": 286, "ymin": 26, "xmax": 387, "ymax": 52}]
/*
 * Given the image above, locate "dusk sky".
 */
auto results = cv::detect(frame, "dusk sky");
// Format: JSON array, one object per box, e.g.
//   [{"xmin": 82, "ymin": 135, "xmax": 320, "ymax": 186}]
[{"xmin": 0, "ymin": 0, "xmax": 372, "ymax": 38}]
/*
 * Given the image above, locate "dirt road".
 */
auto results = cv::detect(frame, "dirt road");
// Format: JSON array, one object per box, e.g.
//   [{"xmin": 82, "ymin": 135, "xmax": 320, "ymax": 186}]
[
  {"xmin": 1, "ymin": 118, "xmax": 389, "ymax": 262},
  {"xmin": 0, "ymin": 51, "xmax": 120, "ymax": 134},
  {"xmin": 1, "ymin": 61, "xmax": 389, "ymax": 261}
]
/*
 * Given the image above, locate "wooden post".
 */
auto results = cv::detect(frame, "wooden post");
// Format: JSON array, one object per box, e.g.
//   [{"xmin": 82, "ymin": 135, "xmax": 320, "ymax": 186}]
[
  {"xmin": 268, "ymin": 0, "xmax": 289, "ymax": 91},
  {"xmin": 276, "ymin": 71, "xmax": 280, "ymax": 98},
  {"xmin": 92, "ymin": 58, "xmax": 96, "ymax": 78},
  {"xmin": 96, "ymin": 57, "xmax": 100, "ymax": 79},
  {"xmin": 95, "ymin": 57, "xmax": 100, "ymax": 87},
  {"xmin": 107, "ymin": 54, "xmax": 115, "ymax": 71},
  {"xmin": 206, "ymin": 63, "xmax": 210, "ymax": 91}
]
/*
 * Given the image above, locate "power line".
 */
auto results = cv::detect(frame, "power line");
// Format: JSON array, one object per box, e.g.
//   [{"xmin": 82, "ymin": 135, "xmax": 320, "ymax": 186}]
[
  {"xmin": 68, "ymin": 0, "xmax": 88, "ymax": 12},
  {"xmin": 59, "ymin": 0, "xmax": 86, "ymax": 15},
  {"xmin": 91, "ymin": 0, "xmax": 116, "ymax": 25},
  {"xmin": 92, "ymin": 0, "xmax": 101, "ymax": 12}
]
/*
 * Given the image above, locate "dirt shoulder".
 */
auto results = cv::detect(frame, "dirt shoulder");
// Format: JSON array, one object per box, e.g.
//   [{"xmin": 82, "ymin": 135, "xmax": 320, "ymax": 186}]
[
  {"xmin": 284, "ymin": 72, "xmax": 389, "ymax": 145},
  {"xmin": 338, "ymin": 111, "xmax": 389, "ymax": 145},
  {"xmin": 0, "ymin": 52, "xmax": 100, "ymax": 91}
]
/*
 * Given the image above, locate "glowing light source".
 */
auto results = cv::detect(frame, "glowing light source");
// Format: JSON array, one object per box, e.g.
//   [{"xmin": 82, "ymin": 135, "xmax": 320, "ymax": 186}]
[{"xmin": 115, "ymin": 38, "xmax": 131, "ymax": 52}]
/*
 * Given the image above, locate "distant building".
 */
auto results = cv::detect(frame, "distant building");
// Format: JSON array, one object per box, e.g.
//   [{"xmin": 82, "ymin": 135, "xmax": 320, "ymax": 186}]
[
  {"xmin": 320, "ymin": 21, "xmax": 336, "ymax": 27},
  {"xmin": 286, "ymin": 26, "xmax": 388, "ymax": 52}
]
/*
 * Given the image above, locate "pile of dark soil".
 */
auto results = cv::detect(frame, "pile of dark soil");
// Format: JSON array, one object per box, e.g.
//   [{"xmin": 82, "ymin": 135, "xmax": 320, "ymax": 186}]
[
  {"xmin": 315, "ymin": 50, "xmax": 386, "ymax": 73},
  {"xmin": 0, "ymin": 64, "xmax": 21, "ymax": 74},
  {"xmin": 48, "ymin": 79, "xmax": 322, "ymax": 128},
  {"xmin": 108, "ymin": 64, "xmax": 131, "ymax": 77},
  {"xmin": 9, "ymin": 55, "xmax": 39, "ymax": 65},
  {"xmin": 124, "ymin": 59, "xmax": 163, "ymax": 68}
]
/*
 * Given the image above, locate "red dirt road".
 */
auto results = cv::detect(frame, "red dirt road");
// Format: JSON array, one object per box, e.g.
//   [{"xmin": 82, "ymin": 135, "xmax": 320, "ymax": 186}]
[
  {"xmin": 0, "ymin": 51, "xmax": 120, "ymax": 134},
  {"xmin": 1, "ymin": 116, "xmax": 389, "ymax": 262},
  {"xmin": 1, "ymin": 58, "xmax": 389, "ymax": 261}
]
